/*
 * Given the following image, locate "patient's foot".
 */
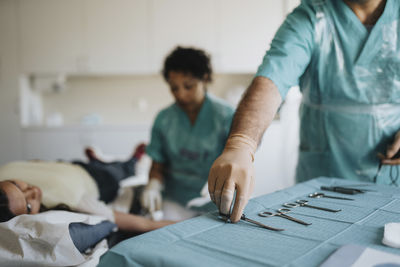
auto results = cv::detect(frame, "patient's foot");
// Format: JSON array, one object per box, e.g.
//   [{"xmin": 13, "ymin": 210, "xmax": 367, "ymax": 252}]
[
  {"xmin": 85, "ymin": 147, "xmax": 104, "ymax": 162},
  {"xmin": 133, "ymin": 143, "xmax": 146, "ymax": 160}
]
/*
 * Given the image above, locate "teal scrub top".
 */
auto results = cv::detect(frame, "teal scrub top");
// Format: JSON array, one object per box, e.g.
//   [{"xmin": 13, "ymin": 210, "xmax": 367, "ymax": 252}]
[
  {"xmin": 256, "ymin": 0, "xmax": 400, "ymax": 185},
  {"xmin": 146, "ymin": 93, "xmax": 235, "ymax": 205}
]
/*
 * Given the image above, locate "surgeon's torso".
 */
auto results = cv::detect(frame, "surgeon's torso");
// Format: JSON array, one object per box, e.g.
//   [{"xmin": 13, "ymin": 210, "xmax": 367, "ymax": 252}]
[
  {"xmin": 301, "ymin": 0, "xmax": 400, "ymax": 105},
  {"xmin": 297, "ymin": 0, "xmax": 400, "ymax": 184}
]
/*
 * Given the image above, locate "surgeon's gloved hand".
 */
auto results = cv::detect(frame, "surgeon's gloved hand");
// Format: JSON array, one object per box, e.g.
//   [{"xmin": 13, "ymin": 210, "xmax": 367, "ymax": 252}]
[
  {"xmin": 141, "ymin": 178, "xmax": 163, "ymax": 214},
  {"xmin": 208, "ymin": 134, "xmax": 257, "ymax": 223}
]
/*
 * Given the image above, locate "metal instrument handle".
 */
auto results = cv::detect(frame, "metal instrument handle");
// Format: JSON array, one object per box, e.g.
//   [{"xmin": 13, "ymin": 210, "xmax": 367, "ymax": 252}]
[
  {"xmin": 278, "ymin": 213, "xmax": 312, "ymax": 226},
  {"xmin": 241, "ymin": 215, "xmax": 284, "ymax": 231},
  {"xmin": 258, "ymin": 211, "xmax": 274, "ymax": 217},
  {"xmin": 297, "ymin": 200, "xmax": 341, "ymax": 212},
  {"xmin": 283, "ymin": 203, "xmax": 298, "ymax": 208}
]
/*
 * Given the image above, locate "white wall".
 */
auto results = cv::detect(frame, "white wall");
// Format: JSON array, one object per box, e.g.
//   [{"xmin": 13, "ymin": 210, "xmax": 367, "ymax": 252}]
[
  {"xmin": 0, "ymin": 0, "xmax": 22, "ymax": 165},
  {"xmin": 0, "ymin": 0, "xmax": 302, "ymax": 196},
  {"xmin": 40, "ymin": 74, "xmax": 253, "ymax": 125}
]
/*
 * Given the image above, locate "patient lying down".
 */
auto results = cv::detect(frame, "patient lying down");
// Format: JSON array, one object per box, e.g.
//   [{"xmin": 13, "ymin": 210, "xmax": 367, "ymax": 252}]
[
  {"xmin": 0, "ymin": 149, "xmax": 174, "ymax": 265},
  {"xmin": 0, "ymin": 179, "xmax": 174, "ymax": 233},
  {"xmin": 0, "ymin": 146, "xmax": 174, "ymax": 234}
]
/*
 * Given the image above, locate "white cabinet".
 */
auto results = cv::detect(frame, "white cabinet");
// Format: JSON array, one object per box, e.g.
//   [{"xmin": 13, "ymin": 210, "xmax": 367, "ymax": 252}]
[
  {"xmin": 85, "ymin": 0, "xmax": 151, "ymax": 74},
  {"xmin": 19, "ymin": 0, "xmax": 84, "ymax": 73},
  {"xmin": 18, "ymin": 0, "xmax": 290, "ymax": 74},
  {"xmin": 149, "ymin": 0, "xmax": 218, "ymax": 72},
  {"xmin": 216, "ymin": 0, "xmax": 286, "ymax": 73}
]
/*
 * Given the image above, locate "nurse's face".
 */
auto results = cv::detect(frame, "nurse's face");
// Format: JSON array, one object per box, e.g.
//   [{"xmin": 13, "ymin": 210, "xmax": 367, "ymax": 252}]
[
  {"xmin": 167, "ymin": 71, "xmax": 206, "ymax": 112},
  {"xmin": 0, "ymin": 180, "xmax": 42, "ymax": 216}
]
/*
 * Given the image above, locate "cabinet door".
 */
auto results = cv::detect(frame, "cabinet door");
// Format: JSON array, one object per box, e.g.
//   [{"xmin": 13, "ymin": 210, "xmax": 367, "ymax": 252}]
[
  {"xmin": 217, "ymin": 0, "xmax": 285, "ymax": 73},
  {"xmin": 85, "ymin": 0, "xmax": 150, "ymax": 74},
  {"xmin": 149, "ymin": 0, "xmax": 218, "ymax": 72},
  {"xmin": 18, "ymin": 0, "xmax": 84, "ymax": 73}
]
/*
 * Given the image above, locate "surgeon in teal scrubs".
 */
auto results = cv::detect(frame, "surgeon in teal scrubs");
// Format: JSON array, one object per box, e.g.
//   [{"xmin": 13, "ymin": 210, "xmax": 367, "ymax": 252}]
[
  {"xmin": 208, "ymin": 0, "xmax": 400, "ymax": 223},
  {"xmin": 141, "ymin": 46, "xmax": 234, "ymax": 220}
]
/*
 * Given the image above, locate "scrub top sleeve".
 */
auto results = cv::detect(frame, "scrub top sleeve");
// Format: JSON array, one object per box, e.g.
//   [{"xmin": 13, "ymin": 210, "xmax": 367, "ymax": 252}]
[
  {"xmin": 146, "ymin": 113, "xmax": 166, "ymax": 163},
  {"xmin": 256, "ymin": 3, "xmax": 316, "ymax": 100}
]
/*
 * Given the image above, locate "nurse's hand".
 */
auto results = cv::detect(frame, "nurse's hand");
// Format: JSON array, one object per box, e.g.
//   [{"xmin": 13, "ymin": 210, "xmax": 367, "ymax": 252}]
[
  {"xmin": 141, "ymin": 178, "xmax": 163, "ymax": 213},
  {"xmin": 379, "ymin": 131, "xmax": 400, "ymax": 165},
  {"xmin": 208, "ymin": 134, "xmax": 257, "ymax": 223}
]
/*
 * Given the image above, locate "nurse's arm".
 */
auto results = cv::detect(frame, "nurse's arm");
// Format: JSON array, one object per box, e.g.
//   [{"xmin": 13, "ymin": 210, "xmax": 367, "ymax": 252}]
[
  {"xmin": 208, "ymin": 76, "xmax": 282, "ymax": 222},
  {"xmin": 149, "ymin": 161, "xmax": 164, "ymax": 183}
]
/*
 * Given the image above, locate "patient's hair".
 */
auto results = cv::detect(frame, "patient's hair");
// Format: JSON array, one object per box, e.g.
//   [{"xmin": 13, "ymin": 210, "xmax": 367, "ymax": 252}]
[
  {"xmin": 162, "ymin": 46, "xmax": 212, "ymax": 82},
  {"xmin": 0, "ymin": 188, "xmax": 72, "ymax": 223},
  {"xmin": 0, "ymin": 189, "xmax": 15, "ymax": 222}
]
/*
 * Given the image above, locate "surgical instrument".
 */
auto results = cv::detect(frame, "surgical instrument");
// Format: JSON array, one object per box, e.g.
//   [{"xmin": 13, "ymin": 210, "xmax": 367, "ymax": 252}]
[
  {"xmin": 320, "ymin": 186, "xmax": 366, "ymax": 195},
  {"xmin": 258, "ymin": 208, "xmax": 311, "ymax": 225},
  {"xmin": 283, "ymin": 200, "xmax": 341, "ymax": 212},
  {"xmin": 241, "ymin": 214, "xmax": 285, "ymax": 231},
  {"xmin": 308, "ymin": 192, "xmax": 354, "ymax": 201},
  {"xmin": 218, "ymin": 213, "xmax": 284, "ymax": 231}
]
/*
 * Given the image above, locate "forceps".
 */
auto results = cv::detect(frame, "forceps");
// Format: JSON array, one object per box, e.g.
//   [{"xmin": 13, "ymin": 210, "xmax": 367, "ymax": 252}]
[
  {"xmin": 308, "ymin": 192, "xmax": 354, "ymax": 201},
  {"xmin": 258, "ymin": 208, "xmax": 312, "ymax": 225},
  {"xmin": 218, "ymin": 213, "xmax": 284, "ymax": 231},
  {"xmin": 283, "ymin": 200, "xmax": 341, "ymax": 212}
]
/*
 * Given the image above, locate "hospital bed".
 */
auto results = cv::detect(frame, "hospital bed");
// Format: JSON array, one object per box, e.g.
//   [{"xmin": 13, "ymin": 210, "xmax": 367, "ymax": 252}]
[
  {"xmin": 0, "ymin": 155, "xmax": 150, "ymax": 267},
  {"xmin": 99, "ymin": 177, "xmax": 400, "ymax": 267}
]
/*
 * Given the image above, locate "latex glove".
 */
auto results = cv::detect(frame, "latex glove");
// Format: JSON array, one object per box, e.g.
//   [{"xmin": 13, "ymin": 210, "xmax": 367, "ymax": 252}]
[
  {"xmin": 208, "ymin": 134, "xmax": 257, "ymax": 223},
  {"xmin": 141, "ymin": 178, "xmax": 163, "ymax": 213},
  {"xmin": 379, "ymin": 131, "xmax": 400, "ymax": 165}
]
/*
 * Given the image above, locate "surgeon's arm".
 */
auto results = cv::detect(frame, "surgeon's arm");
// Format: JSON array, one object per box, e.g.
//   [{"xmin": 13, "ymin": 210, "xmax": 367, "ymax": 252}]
[
  {"xmin": 208, "ymin": 76, "xmax": 282, "ymax": 222},
  {"xmin": 231, "ymin": 77, "xmax": 282, "ymax": 142}
]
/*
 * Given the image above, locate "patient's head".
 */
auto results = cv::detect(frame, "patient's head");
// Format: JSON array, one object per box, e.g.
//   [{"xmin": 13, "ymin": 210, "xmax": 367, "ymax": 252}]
[{"xmin": 0, "ymin": 180, "xmax": 42, "ymax": 222}]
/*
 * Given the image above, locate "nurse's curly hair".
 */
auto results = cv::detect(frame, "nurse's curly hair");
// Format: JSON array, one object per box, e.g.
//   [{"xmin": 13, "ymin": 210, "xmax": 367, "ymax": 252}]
[{"xmin": 162, "ymin": 46, "xmax": 213, "ymax": 82}]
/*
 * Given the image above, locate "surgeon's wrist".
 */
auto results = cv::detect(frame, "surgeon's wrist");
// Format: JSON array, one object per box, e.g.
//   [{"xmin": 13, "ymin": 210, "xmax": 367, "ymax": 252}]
[{"xmin": 224, "ymin": 133, "xmax": 257, "ymax": 162}]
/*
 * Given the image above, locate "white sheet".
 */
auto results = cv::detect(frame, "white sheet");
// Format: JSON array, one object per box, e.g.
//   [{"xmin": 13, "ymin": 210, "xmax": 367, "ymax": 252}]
[{"xmin": 0, "ymin": 210, "xmax": 109, "ymax": 267}]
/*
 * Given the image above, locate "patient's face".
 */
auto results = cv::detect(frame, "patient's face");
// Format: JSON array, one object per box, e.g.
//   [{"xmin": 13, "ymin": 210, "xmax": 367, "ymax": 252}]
[
  {"xmin": 0, "ymin": 180, "xmax": 42, "ymax": 215},
  {"xmin": 167, "ymin": 71, "xmax": 206, "ymax": 113}
]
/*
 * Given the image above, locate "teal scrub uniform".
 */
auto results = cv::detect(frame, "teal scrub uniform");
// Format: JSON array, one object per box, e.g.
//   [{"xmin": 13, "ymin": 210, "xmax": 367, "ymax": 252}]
[
  {"xmin": 146, "ymin": 93, "xmax": 235, "ymax": 205},
  {"xmin": 256, "ymin": 0, "xmax": 400, "ymax": 185}
]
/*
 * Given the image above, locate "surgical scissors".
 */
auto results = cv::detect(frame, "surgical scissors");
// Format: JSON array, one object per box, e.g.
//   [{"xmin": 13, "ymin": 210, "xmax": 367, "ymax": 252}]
[
  {"xmin": 283, "ymin": 200, "xmax": 341, "ymax": 212},
  {"xmin": 258, "ymin": 208, "xmax": 311, "ymax": 225},
  {"xmin": 308, "ymin": 192, "xmax": 354, "ymax": 201}
]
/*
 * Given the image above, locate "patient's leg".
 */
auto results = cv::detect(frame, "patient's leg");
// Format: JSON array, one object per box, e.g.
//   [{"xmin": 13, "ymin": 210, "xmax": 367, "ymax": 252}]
[{"xmin": 85, "ymin": 147, "xmax": 104, "ymax": 163}]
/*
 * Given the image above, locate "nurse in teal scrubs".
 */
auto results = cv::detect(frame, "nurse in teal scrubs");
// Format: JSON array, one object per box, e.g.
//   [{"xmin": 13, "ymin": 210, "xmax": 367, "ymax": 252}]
[
  {"xmin": 141, "ymin": 46, "xmax": 234, "ymax": 220},
  {"xmin": 208, "ymin": 0, "xmax": 400, "ymax": 223}
]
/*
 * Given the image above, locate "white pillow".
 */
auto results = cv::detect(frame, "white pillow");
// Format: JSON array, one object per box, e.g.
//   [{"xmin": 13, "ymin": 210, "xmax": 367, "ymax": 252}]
[{"xmin": 0, "ymin": 161, "xmax": 99, "ymax": 208}]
